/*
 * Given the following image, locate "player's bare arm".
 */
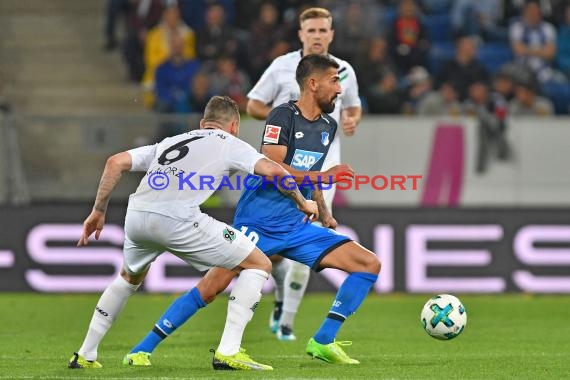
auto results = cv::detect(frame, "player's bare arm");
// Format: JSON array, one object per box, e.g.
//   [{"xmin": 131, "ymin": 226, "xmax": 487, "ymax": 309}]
[
  {"xmin": 341, "ymin": 106, "xmax": 362, "ymax": 137},
  {"xmin": 246, "ymin": 99, "xmax": 272, "ymax": 120},
  {"xmin": 311, "ymin": 187, "xmax": 337, "ymax": 228},
  {"xmin": 254, "ymin": 157, "xmax": 318, "ymax": 221},
  {"xmin": 77, "ymin": 151, "xmax": 132, "ymax": 246},
  {"xmin": 261, "ymin": 144, "xmax": 355, "ymax": 184}
]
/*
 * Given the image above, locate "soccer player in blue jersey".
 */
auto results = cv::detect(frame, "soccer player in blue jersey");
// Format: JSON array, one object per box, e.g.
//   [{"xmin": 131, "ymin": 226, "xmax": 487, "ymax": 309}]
[
  {"xmin": 247, "ymin": 7, "xmax": 362, "ymax": 341},
  {"xmin": 126, "ymin": 54, "xmax": 380, "ymax": 367}
]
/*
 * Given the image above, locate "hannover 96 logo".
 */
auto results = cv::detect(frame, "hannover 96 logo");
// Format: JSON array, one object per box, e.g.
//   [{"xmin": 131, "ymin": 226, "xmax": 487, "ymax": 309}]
[{"xmin": 223, "ymin": 227, "xmax": 236, "ymax": 243}]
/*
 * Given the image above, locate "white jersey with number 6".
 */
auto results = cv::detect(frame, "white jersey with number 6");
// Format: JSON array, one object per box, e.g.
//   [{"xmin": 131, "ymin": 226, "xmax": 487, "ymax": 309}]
[{"xmin": 126, "ymin": 129, "xmax": 264, "ymax": 220}]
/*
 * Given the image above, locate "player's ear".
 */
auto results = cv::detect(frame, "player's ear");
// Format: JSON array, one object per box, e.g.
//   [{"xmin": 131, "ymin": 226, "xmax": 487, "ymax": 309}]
[
  {"xmin": 199, "ymin": 118, "xmax": 205, "ymax": 129},
  {"xmin": 308, "ymin": 77, "xmax": 318, "ymax": 91},
  {"xmin": 230, "ymin": 119, "xmax": 239, "ymax": 136}
]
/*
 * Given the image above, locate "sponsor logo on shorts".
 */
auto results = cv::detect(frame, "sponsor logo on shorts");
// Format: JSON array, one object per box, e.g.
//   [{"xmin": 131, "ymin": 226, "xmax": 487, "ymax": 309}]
[{"xmin": 223, "ymin": 227, "xmax": 236, "ymax": 243}]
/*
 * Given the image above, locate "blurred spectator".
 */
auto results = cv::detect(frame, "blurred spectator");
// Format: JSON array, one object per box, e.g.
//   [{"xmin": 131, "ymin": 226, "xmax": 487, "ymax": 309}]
[
  {"xmin": 419, "ymin": 0, "xmax": 453, "ymax": 15},
  {"xmin": 196, "ymin": 4, "xmax": 238, "ymax": 65},
  {"xmin": 556, "ymin": 3, "xmax": 570, "ymax": 77},
  {"xmin": 235, "ymin": 0, "xmax": 268, "ymax": 30},
  {"xmin": 356, "ymin": 37, "xmax": 397, "ymax": 87},
  {"xmin": 104, "ymin": 0, "xmax": 129, "ymax": 51},
  {"xmin": 402, "ymin": 66, "xmax": 433, "ymax": 114},
  {"xmin": 154, "ymin": 33, "xmax": 201, "ymax": 113},
  {"xmin": 366, "ymin": 69, "xmax": 404, "ymax": 114},
  {"xmin": 450, "ymin": 0, "xmax": 507, "ymax": 41},
  {"xmin": 142, "ymin": 5, "xmax": 196, "ymax": 103},
  {"xmin": 462, "ymin": 82, "xmax": 511, "ymax": 172},
  {"xmin": 122, "ymin": 0, "xmax": 163, "ymax": 82},
  {"xmin": 247, "ymin": 1, "xmax": 290, "ymax": 82},
  {"xmin": 503, "ymin": 0, "xmax": 553, "ymax": 24},
  {"xmin": 492, "ymin": 70, "xmax": 516, "ymax": 101},
  {"xmin": 509, "ymin": 79, "xmax": 555, "ymax": 115},
  {"xmin": 179, "ymin": 0, "xmax": 235, "ymax": 31},
  {"xmin": 330, "ymin": 0, "xmax": 382, "ymax": 62},
  {"xmin": 209, "ymin": 56, "xmax": 251, "ymax": 113},
  {"xmin": 188, "ymin": 71, "xmax": 213, "ymax": 113},
  {"xmin": 417, "ymin": 81, "xmax": 462, "ymax": 116},
  {"xmin": 387, "ymin": 0, "xmax": 430, "ymax": 76},
  {"xmin": 509, "ymin": 0, "xmax": 563, "ymax": 84},
  {"xmin": 436, "ymin": 35, "xmax": 489, "ymax": 101}
]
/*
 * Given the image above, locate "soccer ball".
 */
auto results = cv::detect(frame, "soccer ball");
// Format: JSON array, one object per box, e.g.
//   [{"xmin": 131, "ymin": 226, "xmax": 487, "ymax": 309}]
[{"xmin": 420, "ymin": 294, "xmax": 467, "ymax": 340}]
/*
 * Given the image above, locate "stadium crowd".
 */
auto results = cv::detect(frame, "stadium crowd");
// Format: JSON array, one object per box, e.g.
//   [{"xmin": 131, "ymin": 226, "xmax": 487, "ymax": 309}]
[{"xmin": 104, "ymin": 0, "xmax": 570, "ymax": 116}]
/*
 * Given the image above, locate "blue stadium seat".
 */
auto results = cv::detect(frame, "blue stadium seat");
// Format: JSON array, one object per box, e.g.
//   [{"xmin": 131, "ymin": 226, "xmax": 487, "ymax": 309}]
[
  {"xmin": 542, "ymin": 82, "xmax": 570, "ymax": 115},
  {"xmin": 423, "ymin": 15, "xmax": 452, "ymax": 42},
  {"xmin": 477, "ymin": 43, "xmax": 513, "ymax": 75},
  {"xmin": 428, "ymin": 41, "xmax": 455, "ymax": 74}
]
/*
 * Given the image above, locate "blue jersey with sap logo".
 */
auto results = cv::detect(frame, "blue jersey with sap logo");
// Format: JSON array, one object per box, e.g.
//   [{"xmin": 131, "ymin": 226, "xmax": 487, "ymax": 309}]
[{"xmin": 234, "ymin": 101, "xmax": 338, "ymax": 233}]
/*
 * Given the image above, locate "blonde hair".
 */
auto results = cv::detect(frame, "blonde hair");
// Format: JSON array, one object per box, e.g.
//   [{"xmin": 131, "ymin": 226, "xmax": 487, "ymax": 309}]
[{"xmin": 299, "ymin": 7, "xmax": 332, "ymax": 27}]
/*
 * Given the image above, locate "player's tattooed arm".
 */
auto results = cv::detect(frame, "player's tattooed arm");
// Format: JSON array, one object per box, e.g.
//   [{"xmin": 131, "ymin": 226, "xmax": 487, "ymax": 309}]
[
  {"xmin": 92, "ymin": 152, "xmax": 132, "ymax": 213},
  {"xmin": 312, "ymin": 187, "xmax": 337, "ymax": 229},
  {"xmin": 78, "ymin": 152, "xmax": 132, "ymax": 247}
]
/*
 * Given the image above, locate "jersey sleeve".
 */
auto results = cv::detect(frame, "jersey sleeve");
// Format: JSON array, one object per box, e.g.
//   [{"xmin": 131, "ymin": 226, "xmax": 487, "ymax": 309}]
[
  {"xmin": 339, "ymin": 63, "xmax": 362, "ymax": 109},
  {"xmin": 262, "ymin": 106, "xmax": 292, "ymax": 146},
  {"xmin": 127, "ymin": 144, "xmax": 157, "ymax": 172},
  {"xmin": 225, "ymin": 138, "xmax": 265, "ymax": 174},
  {"xmin": 247, "ymin": 62, "xmax": 278, "ymax": 104}
]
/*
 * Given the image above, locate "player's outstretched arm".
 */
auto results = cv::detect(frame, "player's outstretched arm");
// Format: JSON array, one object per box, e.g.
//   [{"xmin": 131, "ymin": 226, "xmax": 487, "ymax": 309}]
[
  {"xmin": 246, "ymin": 99, "xmax": 272, "ymax": 120},
  {"xmin": 254, "ymin": 157, "xmax": 318, "ymax": 221},
  {"xmin": 77, "ymin": 152, "xmax": 132, "ymax": 246}
]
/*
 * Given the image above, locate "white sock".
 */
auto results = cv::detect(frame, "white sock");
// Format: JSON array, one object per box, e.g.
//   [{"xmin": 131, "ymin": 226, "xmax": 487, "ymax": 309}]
[
  {"xmin": 271, "ymin": 259, "xmax": 290, "ymax": 302},
  {"xmin": 217, "ymin": 269, "xmax": 269, "ymax": 356},
  {"xmin": 280, "ymin": 261, "xmax": 310, "ymax": 329},
  {"xmin": 78, "ymin": 276, "xmax": 139, "ymax": 360}
]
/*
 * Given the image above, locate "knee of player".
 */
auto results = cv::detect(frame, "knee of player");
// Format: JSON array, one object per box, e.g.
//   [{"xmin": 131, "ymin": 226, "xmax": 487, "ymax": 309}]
[{"xmin": 365, "ymin": 254, "xmax": 381, "ymax": 275}]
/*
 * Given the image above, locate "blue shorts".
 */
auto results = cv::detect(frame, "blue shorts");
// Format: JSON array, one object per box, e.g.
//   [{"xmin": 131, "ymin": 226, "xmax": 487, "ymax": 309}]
[{"xmin": 233, "ymin": 221, "xmax": 351, "ymax": 271}]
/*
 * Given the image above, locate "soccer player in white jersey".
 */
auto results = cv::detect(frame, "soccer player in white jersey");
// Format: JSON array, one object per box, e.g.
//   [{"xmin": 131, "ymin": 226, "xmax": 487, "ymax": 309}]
[
  {"xmin": 246, "ymin": 7, "xmax": 362, "ymax": 340},
  {"xmin": 67, "ymin": 96, "xmax": 317, "ymax": 370}
]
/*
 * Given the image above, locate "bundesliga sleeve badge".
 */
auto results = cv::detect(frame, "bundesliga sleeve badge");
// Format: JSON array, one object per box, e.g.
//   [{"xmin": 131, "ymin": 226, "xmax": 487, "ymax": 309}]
[{"xmin": 263, "ymin": 125, "xmax": 281, "ymax": 144}]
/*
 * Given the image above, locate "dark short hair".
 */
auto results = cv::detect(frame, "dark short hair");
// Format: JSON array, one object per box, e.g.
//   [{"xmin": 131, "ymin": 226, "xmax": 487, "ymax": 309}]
[
  {"xmin": 203, "ymin": 96, "xmax": 239, "ymax": 124},
  {"xmin": 295, "ymin": 54, "xmax": 339, "ymax": 90}
]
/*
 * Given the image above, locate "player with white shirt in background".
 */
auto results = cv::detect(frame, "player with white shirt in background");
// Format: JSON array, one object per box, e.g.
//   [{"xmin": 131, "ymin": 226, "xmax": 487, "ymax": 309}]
[
  {"xmin": 68, "ymin": 96, "xmax": 317, "ymax": 371},
  {"xmin": 246, "ymin": 7, "xmax": 362, "ymax": 341}
]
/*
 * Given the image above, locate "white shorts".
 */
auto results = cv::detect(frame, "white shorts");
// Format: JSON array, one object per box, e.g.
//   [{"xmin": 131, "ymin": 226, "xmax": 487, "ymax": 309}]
[{"xmin": 123, "ymin": 209, "xmax": 256, "ymax": 274}]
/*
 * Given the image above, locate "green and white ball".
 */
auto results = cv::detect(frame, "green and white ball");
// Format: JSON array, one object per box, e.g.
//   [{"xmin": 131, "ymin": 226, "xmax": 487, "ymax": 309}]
[{"xmin": 421, "ymin": 294, "xmax": 467, "ymax": 340}]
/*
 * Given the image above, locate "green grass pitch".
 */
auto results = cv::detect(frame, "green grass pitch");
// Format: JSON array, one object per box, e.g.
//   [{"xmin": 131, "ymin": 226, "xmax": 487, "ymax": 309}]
[{"xmin": 0, "ymin": 293, "xmax": 568, "ymax": 379}]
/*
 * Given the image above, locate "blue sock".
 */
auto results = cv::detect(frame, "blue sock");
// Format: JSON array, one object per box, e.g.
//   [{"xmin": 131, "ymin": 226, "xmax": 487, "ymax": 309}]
[
  {"xmin": 130, "ymin": 287, "xmax": 206, "ymax": 354},
  {"xmin": 313, "ymin": 272, "xmax": 378, "ymax": 345}
]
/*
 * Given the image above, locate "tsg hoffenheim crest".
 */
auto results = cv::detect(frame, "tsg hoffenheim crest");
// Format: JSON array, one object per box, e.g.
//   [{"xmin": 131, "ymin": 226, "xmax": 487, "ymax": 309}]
[{"xmin": 321, "ymin": 131, "xmax": 330, "ymax": 146}]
